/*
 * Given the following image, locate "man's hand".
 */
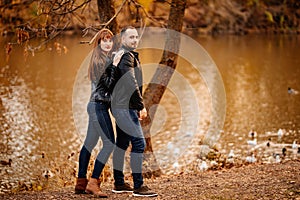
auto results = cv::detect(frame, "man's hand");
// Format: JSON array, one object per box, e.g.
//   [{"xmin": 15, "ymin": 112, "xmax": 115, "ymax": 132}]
[{"xmin": 138, "ymin": 108, "xmax": 147, "ymax": 120}]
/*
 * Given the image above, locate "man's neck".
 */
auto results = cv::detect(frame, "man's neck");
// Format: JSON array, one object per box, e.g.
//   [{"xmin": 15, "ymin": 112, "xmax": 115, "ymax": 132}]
[{"xmin": 121, "ymin": 45, "xmax": 135, "ymax": 52}]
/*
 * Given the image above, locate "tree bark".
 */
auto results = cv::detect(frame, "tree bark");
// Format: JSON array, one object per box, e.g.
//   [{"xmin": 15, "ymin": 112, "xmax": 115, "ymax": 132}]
[
  {"xmin": 141, "ymin": 0, "xmax": 187, "ymax": 178},
  {"xmin": 97, "ymin": 0, "xmax": 118, "ymax": 33}
]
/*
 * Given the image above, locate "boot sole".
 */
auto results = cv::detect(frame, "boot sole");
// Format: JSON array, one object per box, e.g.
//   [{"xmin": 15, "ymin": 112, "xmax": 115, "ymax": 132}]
[
  {"xmin": 75, "ymin": 189, "xmax": 87, "ymax": 194},
  {"xmin": 112, "ymin": 189, "xmax": 133, "ymax": 193},
  {"xmin": 133, "ymin": 193, "xmax": 158, "ymax": 197},
  {"xmin": 85, "ymin": 190, "xmax": 108, "ymax": 198}
]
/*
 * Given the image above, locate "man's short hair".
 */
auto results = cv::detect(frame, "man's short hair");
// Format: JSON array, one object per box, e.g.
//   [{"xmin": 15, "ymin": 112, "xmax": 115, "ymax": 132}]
[{"xmin": 120, "ymin": 26, "xmax": 136, "ymax": 37}]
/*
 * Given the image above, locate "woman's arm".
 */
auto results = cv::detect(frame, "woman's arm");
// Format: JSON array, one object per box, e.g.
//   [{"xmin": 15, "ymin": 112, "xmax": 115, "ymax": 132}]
[{"xmin": 102, "ymin": 50, "xmax": 124, "ymax": 91}]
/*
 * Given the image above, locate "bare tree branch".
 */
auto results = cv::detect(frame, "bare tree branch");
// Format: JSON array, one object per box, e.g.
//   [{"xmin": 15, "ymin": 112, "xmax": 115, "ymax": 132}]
[
  {"xmin": 87, "ymin": 0, "xmax": 127, "ymax": 45},
  {"xmin": 26, "ymin": 22, "xmax": 70, "ymax": 54},
  {"xmin": 99, "ymin": 0, "xmax": 127, "ymax": 28},
  {"xmin": 130, "ymin": 0, "xmax": 166, "ymax": 27},
  {"xmin": 0, "ymin": 0, "xmax": 35, "ymax": 9}
]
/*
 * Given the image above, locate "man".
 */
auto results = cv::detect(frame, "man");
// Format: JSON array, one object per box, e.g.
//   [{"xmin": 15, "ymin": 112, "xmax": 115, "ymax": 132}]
[{"xmin": 111, "ymin": 26, "xmax": 158, "ymax": 197}]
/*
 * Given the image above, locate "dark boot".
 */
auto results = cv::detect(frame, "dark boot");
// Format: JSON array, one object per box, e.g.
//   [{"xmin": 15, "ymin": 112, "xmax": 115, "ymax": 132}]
[
  {"xmin": 85, "ymin": 178, "xmax": 108, "ymax": 198},
  {"xmin": 75, "ymin": 178, "xmax": 88, "ymax": 194}
]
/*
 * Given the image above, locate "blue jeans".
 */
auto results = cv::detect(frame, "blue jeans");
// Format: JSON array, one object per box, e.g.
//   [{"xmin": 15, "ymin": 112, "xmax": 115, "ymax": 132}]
[
  {"xmin": 78, "ymin": 101, "xmax": 115, "ymax": 179},
  {"xmin": 112, "ymin": 109, "xmax": 146, "ymax": 189}
]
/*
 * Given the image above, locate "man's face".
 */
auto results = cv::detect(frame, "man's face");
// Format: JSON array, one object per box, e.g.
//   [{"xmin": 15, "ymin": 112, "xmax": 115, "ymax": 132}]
[{"xmin": 122, "ymin": 28, "xmax": 139, "ymax": 50}]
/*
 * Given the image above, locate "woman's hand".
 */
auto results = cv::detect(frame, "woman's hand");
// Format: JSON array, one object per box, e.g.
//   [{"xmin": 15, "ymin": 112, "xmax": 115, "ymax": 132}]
[{"xmin": 113, "ymin": 50, "xmax": 124, "ymax": 66}]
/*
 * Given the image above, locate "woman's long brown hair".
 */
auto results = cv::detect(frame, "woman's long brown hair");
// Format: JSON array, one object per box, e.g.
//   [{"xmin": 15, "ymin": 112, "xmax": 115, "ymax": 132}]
[{"xmin": 88, "ymin": 28, "xmax": 115, "ymax": 82}]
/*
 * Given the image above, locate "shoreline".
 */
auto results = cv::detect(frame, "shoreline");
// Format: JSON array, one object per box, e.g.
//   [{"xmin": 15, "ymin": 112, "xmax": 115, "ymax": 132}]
[{"xmin": 1, "ymin": 159, "xmax": 299, "ymax": 199}]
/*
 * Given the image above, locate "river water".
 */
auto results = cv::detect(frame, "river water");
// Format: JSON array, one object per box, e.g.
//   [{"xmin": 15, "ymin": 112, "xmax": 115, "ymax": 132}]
[{"xmin": 0, "ymin": 33, "xmax": 299, "ymax": 193}]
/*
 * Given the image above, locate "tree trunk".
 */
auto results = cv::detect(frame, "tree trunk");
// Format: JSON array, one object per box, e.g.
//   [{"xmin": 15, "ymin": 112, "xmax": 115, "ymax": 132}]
[
  {"xmin": 141, "ymin": 0, "xmax": 187, "ymax": 178},
  {"xmin": 97, "ymin": 0, "xmax": 118, "ymax": 33}
]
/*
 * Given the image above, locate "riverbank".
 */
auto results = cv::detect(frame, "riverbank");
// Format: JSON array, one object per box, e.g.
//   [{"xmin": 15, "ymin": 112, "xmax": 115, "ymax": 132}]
[{"xmin": 1, "ymin": 159, "xmax": 299, "ymax": 200}]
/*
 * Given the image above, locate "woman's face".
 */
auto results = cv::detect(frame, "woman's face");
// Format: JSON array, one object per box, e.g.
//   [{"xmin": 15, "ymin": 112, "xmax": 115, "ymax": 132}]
[{"xmin": 100, "ymin": 37, "xmax": 113, "ymax": 53}]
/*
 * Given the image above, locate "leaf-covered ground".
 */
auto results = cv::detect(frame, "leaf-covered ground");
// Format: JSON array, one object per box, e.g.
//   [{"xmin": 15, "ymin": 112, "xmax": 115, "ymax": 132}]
[{"xmin": 1, "ymin": 160, "xmax": 299, "ymax": 200}]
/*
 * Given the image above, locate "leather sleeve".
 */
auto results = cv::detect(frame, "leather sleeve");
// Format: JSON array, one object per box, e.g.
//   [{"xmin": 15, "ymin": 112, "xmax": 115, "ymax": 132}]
[
  {"xmin": 103, "ymin": 63, "xmax": 117, "ymax": 92},
  {"xmin": 118, "ymin": 52, "xmax": 144, "ymax": 110}
]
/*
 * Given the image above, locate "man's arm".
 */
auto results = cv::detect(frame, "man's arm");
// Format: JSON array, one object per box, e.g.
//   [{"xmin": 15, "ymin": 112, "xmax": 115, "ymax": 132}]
[{"xmin": 118, "ymin": 52, "xmax": 144, "ymax": 110}]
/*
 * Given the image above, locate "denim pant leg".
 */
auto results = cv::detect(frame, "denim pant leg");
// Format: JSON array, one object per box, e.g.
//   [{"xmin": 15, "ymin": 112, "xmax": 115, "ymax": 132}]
[
  {"xmin": 78, "ymin": 146, "xmax": 91, "ymax": 178},
  {"xmin": 112, "ymin": 125, "xmax": 130, "ymax": 186},
  {"xmin": 78, "ymin": 102, "xmax": 99, "ymax": 178},
  {"xmin": 112, "ymin": 109, "xmax": 146, "ymax": 189},
  {"xmin": 91, "ymin": 102, "xmax": 115, "ymax": 179},
  {"xmin": 130, "ymin": 135, "xmax": 146, "ymax": 189},
  {"xmin": 78, "ymin": 102, "xmax": 115, "ymax": 179}
]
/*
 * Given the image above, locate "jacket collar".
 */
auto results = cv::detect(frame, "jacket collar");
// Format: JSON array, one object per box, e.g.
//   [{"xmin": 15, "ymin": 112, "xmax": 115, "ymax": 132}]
[{"xmin": 121, "ymin": 45, "xmax": 139, "ymax": 59}]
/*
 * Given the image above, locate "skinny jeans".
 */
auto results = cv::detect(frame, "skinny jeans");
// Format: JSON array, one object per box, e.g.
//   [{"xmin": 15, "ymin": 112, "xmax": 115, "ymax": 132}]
[{"xmin": 78, "ymin": 101, "xmax": 115, "ymax": 179}]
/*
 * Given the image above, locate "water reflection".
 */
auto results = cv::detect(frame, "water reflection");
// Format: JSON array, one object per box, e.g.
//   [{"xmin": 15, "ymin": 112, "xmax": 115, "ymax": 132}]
[
  {"xmin": 0, "ymin": 34, "xmax": 300, "ymax": 193},
  {"xmin": 202, "ymin": 35, "xmax": 300, "ymax": 159},
  {"xmin": 0, "ymin": 36, "xmax": 90, "ymax": 193}
]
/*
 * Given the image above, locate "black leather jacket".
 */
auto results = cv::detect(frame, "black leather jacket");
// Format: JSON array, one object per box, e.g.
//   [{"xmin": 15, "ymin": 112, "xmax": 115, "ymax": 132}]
[
  {"xmin": 89, "ymin": 57, "xmax": 117, "ymax": 103},
  {"xmin": 111, "ymin": 47, "xmax": 144, "ymax": 111}
]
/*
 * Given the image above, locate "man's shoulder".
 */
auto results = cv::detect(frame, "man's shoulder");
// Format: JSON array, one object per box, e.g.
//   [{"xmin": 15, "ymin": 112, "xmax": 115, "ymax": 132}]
[
  {"xmin": 120, "ymin": 52, "xmax": 134, "ymax": 62},
  {"xmin": 120, "ymin": 51, "xmax": 138, "ymax": 65},
  {"xmin": 118, "ymin": 47, "xmax": 137, "ymax": 57},
  {"xmin": 123, "ymin": 50, "xmax": 138, "ymax": 58},
  {"xmin": 123, "ymin": 51, "xmax": 134, "ymax": 58}
]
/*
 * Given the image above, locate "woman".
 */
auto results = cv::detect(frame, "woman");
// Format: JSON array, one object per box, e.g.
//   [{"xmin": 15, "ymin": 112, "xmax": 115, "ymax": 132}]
[{"xmin": 75, "ymin": 28, "xmax": 121, "ymax": 198}]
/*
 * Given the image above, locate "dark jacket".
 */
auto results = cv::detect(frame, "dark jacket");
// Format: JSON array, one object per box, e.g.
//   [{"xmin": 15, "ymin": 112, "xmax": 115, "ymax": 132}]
[
  {"xmin": 89, "ymin": 57, "xmax": 117, "ymax": 103},
  {"xmin": 111, "ymin": 47, "xmax": 144, "ymax": 111}
]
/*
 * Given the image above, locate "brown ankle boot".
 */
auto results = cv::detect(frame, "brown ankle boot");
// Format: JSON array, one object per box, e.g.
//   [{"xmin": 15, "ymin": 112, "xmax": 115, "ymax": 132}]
[
  {"xmin": 75, "ymin": 178, "xmax": 88, "ymax": 194},
  {"xmin": 85, "ymin": 178, "xmax": 108, "ymax": 198}
]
